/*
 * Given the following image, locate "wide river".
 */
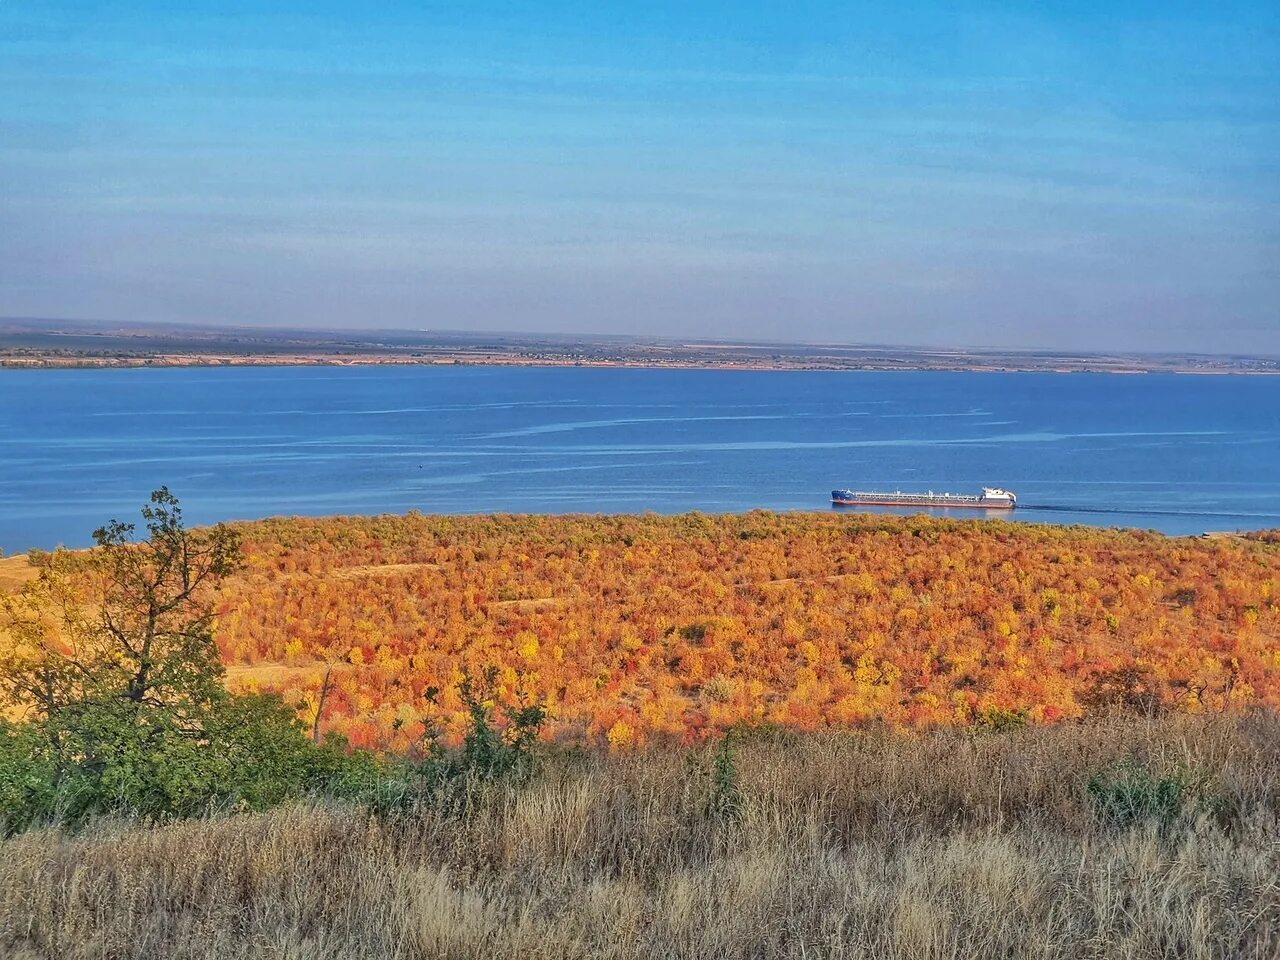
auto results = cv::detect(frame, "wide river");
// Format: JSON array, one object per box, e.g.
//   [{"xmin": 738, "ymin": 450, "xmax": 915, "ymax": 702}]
[{"xmin": 2, "ymin": 366, "xmax": 1279, "ymax": 551}]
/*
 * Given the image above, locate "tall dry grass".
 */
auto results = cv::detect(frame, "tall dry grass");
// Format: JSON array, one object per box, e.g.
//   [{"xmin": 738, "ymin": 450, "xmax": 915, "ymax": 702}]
[{"xmin": 2, "ymin": 712, "xmax": 1279, "ymax": 959}]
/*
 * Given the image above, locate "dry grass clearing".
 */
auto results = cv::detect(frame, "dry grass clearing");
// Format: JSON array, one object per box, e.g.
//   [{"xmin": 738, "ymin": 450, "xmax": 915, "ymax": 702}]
[
  {"xmin": 3, "ymin": 712, "xmax": 1278, "ymax": 959},
  {"xmin": 487, "ymin": 596, "xmax": 565, "ymax": 611},
  {"xmin": 223, "ymin": 661, "xmax": 353, "ymax": 691},
  {"xmin": 326, "ymin": 562, "xmax": 441, "ymax": 581},
  {"xmin": 0, "ymin": 555, "xmax": 35, "ymax": 594},
  {"xmin": 0, "ymin": 556, "xmax": 36, "ymax": 705}
]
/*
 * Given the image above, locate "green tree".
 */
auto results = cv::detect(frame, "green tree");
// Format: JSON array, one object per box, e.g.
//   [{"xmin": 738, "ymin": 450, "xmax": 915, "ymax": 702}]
[
  {"xmin": 2, "ymin": 488, "xmax": 239, "ymax": 722},
  {"xmin": 0, "ymin": 489, "xmax": 339, "ymax": 824}
]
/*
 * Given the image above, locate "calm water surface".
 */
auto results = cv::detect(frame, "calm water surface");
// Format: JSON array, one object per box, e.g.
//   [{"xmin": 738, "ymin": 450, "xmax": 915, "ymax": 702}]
[{"xmin": 2, "ymin": 366, "xmax": 1279, "ymax": 551}]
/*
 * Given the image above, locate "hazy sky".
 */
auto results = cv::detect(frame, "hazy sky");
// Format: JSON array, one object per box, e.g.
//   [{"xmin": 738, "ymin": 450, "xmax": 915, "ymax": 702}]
[{"xmin": 2, "ymin": 1, "xmax": 1277, "ymax": 352}]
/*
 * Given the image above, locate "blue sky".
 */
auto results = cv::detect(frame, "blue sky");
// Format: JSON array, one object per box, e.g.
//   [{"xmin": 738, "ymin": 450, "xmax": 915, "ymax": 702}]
[{"xmin": 2, "ymin": 1, "xmax": 1277, "ymax": 351}]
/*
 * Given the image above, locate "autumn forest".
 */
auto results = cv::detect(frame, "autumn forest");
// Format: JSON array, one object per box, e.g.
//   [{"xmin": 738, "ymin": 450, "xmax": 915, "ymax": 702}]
[{"xmin": 191, "ymin": 511, "xmax": 1280, "ymax": 750}]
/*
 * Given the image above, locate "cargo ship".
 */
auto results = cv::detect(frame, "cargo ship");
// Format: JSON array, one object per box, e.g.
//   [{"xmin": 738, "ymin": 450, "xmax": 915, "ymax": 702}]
[{"xmin": 831, "ymin": 486, "xmax": 1017, "ymax": 509}]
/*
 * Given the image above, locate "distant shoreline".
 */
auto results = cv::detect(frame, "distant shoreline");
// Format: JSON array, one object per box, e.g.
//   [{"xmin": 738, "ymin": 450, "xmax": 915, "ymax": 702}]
[
  {"xmin": 4, "ymin": 353, "xmax": 1279, "ymax": 375},
  {"xmin": 2, "ymin": 320, "xmax": 1277, "ymax": 375}
]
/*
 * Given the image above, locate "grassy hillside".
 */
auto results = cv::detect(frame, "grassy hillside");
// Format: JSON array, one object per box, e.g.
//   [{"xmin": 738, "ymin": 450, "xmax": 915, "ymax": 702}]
[
  {"xmin": 4, "ymin": 513, "xmax": 1279, "ymax": 957},
  {"xmin": 3, "ymin": 713, "xmax": 1278, "ymax": 959}
]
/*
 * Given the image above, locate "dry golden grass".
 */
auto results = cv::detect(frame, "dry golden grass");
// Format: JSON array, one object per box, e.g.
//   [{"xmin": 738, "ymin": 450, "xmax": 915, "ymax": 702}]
[
  {"xmin": 0, "ymin": 556, "xmax": 36, "ymax": 720},
  {"xmin": 325, "ymin": 562, "xmax": 441, "ymax": 581},
  {"xmin": 3, "ymin": 712, "xmax": 1278, "ymax": 959},
  {"xmin": 0, "ymin": 554, "xmax": 35, "ymax": 594},
  {"xmin": 224, "ymin": 661, "xmax": 353, "ymax": 689}
]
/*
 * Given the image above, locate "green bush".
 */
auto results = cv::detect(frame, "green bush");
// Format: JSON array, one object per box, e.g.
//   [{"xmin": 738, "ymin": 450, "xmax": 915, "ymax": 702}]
[
  {"xmin": 0, "ymin": 692, "xmax": 387, "ymax": 831},
  {"xmin": 0, "ymin": 721, "xmax": 58, "ymax": 832},
  {"xmin": 1087, "ymin": 759, "xmax": 1194, "ymax": 828},
  {"xmin": 355, "ymin": 667, "xmax": 548, "ymax": 818},
  {"xmin": 976, "ymin": 708, "xmax": 1030, "ymax": 732},
  {"xmin": 706, "ymin": 732, "xmax": 743, "ymax": 823}
]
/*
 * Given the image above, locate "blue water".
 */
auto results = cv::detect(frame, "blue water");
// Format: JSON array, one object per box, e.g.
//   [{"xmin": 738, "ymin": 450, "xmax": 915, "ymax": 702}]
[{"xmin": 2, "ymin": 366, "xmax": 1279, "ymax": 552}]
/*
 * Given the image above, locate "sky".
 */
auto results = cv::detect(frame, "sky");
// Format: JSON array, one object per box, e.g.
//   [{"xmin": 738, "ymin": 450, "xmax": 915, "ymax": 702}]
[{"xmin": 1, "ymin": 1, "xmax": 1278, "ymax": 353}]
